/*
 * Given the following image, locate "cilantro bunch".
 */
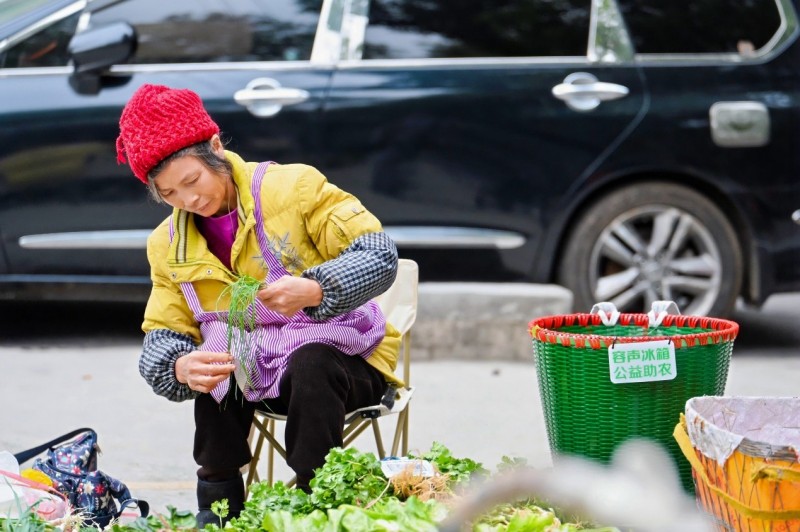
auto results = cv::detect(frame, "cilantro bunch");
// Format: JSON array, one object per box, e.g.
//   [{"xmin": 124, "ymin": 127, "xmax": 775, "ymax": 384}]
[{"xmin": 308, "ymin": 447, "xmax": 389, "ymax": 509}]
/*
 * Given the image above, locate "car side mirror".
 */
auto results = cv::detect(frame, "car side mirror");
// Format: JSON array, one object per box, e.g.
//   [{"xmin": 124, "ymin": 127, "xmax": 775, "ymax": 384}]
[{"xmin": 67, "ymin": 22, "xmax": 137, "ymax": 95}]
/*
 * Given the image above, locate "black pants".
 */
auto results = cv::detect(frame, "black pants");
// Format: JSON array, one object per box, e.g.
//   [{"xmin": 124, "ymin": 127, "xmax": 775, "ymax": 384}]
[{"xmin": 193, "ymin": 343, "xmax": 385, "ymax": 488}]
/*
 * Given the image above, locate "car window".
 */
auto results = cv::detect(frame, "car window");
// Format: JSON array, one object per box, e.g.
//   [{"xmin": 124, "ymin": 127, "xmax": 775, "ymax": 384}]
[
  {"xmin": 362, "ymin": 0, "xmax": 591, "ymax": 59},
  {"xmin": 1, "ymin": 11, "xmax": 80, "ymax": 68},
  {"xmin": 0, "ymin": 0, "xmax": 61, "ymax": 26},
  {"xmin": 617, "ymin": 0, "xmax": 782, "ymax": 55},
  {"xmin": 88, "ymin": 0, "xmax": 323, "ymax": 63}
]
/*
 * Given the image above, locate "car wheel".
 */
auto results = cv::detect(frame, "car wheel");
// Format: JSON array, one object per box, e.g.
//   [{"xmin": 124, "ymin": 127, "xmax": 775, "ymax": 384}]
[{"xmin": 558, "ymin": 182, "xmax": 742, "ymax": 317}]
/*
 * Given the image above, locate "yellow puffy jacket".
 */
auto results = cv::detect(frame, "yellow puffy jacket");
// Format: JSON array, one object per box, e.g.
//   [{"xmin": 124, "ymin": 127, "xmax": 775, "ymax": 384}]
[{"xmin": 142, "ymin": 151, "xmax": 401, "ymax": 386}]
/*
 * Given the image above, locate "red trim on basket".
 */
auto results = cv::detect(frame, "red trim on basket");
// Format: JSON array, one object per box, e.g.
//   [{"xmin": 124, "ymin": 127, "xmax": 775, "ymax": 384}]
[{"xmin": 527, "ymin": 312, "xmax": 739, "ymax": 348}]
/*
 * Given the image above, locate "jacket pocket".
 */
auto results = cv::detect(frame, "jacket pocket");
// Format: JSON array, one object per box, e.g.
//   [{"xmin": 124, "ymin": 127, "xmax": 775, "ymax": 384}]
[
  {"xmin": 330, "ymin": 202, "xmax": 367, "ymax": 242},
  {"xmin": 332, "ymin": 202, "xmax": 365, "ymax": 222}
]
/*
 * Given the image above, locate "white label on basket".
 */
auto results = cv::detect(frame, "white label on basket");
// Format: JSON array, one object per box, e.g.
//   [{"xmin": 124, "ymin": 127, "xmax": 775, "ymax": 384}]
[{"xmin": 608, "ymin": 339, "xmax": 676, "ymax": 384}]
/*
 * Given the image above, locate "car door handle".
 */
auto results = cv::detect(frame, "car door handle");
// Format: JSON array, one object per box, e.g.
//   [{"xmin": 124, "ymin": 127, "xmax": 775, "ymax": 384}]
[
  {"xmin": 234, "ymin": 77, "xmax": 310, "ymax": 118},
  {"xmin": 552, "ymin": 72, "xmax": 629, "ymax": 112},
  {"xmin": 552, "ymin": 82, "xmax": 629, "ymax": 100}
]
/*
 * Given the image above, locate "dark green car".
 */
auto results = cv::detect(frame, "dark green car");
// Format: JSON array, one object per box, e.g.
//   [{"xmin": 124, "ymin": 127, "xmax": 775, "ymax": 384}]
[{"xmin": 1, "ymin": 0, "xmax": 798, "ymax": 317}]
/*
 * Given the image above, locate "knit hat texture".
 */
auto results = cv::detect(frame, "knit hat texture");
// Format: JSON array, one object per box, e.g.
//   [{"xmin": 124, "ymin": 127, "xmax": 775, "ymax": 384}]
[{"xmin": 116, "ymin": 84, "xmax": 220, "ymax": 184}]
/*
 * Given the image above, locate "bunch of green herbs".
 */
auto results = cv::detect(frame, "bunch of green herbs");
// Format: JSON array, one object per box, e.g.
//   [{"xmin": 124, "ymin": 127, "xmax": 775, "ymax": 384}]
[
  {"xmin": 216, "ymin": 274, "xmax": 264, "ymax": 390},
  {"xmin": 409, "ymin": 441, "xmax": 489, "ymax": 486}
]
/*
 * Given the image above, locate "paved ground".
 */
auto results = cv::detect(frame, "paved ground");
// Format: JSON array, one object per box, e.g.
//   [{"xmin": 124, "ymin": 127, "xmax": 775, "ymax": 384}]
[{"xmin": 1, "ymin": 348, "xmax": 799, "ymax": 517}]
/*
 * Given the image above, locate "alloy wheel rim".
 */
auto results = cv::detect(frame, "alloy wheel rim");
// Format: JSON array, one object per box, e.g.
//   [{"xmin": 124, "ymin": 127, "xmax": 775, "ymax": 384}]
[{"xmin": 588, "ymin": 205, "xmax": 723, "ymax": 315}]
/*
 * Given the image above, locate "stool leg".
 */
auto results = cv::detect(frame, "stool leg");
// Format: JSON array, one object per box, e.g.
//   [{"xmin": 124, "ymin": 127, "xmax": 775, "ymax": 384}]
[
  {"xmin": 402, "ymin": 404, "xmax": 410, "ymax": 455},
  {"xmin": 247, "ymin": 428, "xmax": 264, "ymax": 488},
  {"xmin": 391, "ymin": 407, "xmax": 409, "ymax": 456},
  {"xmin": 267, "ymin": 419, "xmax": 275, "ymax": 486},
  {"xmin": 371, "ymin": 419, "xmax": 386, "ymax": 458}
]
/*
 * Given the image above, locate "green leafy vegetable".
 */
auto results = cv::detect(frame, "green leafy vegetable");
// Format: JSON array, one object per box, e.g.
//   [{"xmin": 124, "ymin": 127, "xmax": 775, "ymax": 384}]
[
  {"xmin": 309, "ymin": 447, "xmax": 389, "ymax": 509},
  {"xmin": 119, "ymin": 505, "xmax": 196, "ymax": 531},
  {"xmin": 496, "ymin": 455, "xmax": 530, "ymax": 473},
  {"xmin": 236, "ymin": 480, "xmax": 312, "ymax": 529},
  {"xmin": 210, "ymin": 499, "xmax": 228, "ymax": 527},
  {"xmin": 409, "ymin": 441, "xmax": 489, "ymax": 486}
]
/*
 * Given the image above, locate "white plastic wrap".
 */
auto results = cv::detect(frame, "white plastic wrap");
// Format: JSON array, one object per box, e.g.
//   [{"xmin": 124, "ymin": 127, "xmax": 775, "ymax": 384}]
[
  {"xmin": 0, "ymin": 451, "xmax": 69, "ymax": 521},
  {"xmin": 685, "ymin": 396, "xmax": 800, "ymax": 467}
]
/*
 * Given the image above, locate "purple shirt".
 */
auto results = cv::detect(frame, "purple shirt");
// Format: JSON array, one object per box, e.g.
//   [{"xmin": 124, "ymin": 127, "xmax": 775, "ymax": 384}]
[{"xmin": 196, "ymin": 209, "xmax": 238, "ymax": 270}]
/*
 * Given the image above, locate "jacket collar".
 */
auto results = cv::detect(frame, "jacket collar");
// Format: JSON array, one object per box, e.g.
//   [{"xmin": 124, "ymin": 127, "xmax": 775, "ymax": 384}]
[{"xmin": 167, "ymin": 150, "xmax": 257, "ymax": 267}]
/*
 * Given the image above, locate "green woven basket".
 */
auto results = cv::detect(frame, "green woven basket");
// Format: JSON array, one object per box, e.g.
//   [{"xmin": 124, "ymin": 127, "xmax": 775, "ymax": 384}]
[{"xmin": 528, "ymin": 312, "xmax": 739, "ymax": 493}]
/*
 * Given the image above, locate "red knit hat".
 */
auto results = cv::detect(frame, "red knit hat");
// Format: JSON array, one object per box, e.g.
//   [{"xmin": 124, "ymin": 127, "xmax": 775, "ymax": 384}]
[{"xmin": 116, "ymin": 84, "xmax": 220, "ymax": 184}]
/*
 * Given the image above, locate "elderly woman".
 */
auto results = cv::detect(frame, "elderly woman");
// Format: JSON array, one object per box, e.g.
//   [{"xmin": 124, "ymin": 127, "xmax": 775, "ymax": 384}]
[{"xmin": 116, "ymin": 84, "xmax": 401, "ymax": 526}]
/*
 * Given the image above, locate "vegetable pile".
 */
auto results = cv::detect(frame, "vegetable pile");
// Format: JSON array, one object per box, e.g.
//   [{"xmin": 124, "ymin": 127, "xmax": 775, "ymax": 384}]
[
  {"xmin": 148, "ymin": 444, "xmax": 616, "ymax": 531},
  {"xmin": 3, "ymin": 443, "xmax": 620, "ymax": 531}
]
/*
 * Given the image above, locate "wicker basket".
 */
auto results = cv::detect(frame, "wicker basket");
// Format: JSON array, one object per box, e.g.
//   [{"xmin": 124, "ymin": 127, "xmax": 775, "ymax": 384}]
[
  {"xmin": 529, "ymin": 309, "xmax": 738, "ymax": 492},
  {"xmin": 675, "ymin": 397, "xmax": 800, "ymax": 531}
]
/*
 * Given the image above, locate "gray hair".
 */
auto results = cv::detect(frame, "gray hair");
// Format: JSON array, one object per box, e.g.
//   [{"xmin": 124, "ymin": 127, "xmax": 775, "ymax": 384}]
[{"xmin": 145, "ymin": 138, "xmax": 233, "ymax": 203}]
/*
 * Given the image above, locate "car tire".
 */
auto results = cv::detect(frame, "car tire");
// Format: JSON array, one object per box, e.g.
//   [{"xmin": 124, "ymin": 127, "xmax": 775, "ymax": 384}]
[{"xmin": 557, "ymin": 182, "xmax": 742, "ymax": 317}]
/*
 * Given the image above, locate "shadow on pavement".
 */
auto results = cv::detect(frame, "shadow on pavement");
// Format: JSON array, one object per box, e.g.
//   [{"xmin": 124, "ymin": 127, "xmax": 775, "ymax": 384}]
[
  {"xmin": 731, "ymin": 303, "xmax": 800, "ymax": 350},
  {"xmin": 0, "ymin": 301, "xmax": 146, "ymax": 347}
]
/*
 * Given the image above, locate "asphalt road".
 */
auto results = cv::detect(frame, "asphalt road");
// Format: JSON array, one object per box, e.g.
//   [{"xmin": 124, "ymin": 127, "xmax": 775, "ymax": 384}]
[
  {"xmin": 0, "ymin": 292, "xmax": 798, "ymax": 518},
  {"xmin": 1, "ymin": 292, "xmax": 798, "ymax": 354}
]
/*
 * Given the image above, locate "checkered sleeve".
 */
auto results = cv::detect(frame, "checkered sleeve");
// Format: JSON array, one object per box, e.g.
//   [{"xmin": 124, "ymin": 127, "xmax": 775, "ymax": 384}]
[
  {"xmin": 302, "ymin": 231, "xmax": 398, "ymax": 320},
  {"xmin": 140, "ymin": 329, "xmax": 200, "ymax": 402}
]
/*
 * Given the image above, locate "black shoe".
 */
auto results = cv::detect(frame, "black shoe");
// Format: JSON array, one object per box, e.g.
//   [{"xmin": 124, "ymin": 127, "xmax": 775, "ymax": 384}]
[
  {"xmin": 196, "ymin": 476, "xmax": 245, "ymax": 528},
  {"xmin": 195, "ymin": 509, "xmax": 219, "ymax": 529},
  {"xmin": 295, "ymin": 474, "xmax": 313, "ymax": 494}
]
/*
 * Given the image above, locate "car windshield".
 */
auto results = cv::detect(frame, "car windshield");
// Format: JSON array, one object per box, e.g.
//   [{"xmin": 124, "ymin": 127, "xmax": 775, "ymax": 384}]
[{"xmin": 0, "ymin": 0, "xmax": 59, "ymax": 25}]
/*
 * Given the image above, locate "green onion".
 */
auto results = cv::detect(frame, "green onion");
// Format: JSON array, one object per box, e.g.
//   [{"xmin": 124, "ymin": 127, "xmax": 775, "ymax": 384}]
[{"xmin": 217, "ymin": 274, "xmax": 264, "ymax": 392}]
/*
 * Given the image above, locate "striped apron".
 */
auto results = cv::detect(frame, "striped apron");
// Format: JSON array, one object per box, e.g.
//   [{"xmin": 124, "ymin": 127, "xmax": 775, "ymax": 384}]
[{"xmin": 175, "ymin": 162, "xmax": 386, "ymax": 403}]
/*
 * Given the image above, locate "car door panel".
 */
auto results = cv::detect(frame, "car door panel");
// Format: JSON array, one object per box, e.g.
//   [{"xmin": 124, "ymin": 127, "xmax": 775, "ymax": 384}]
[
  {"xmin": 320, "ymin": 62, "xmax": 645, "ymax": 280},
  {"xmin": 0, "ymin": 0, "xmax": 330, "ymax": 287},
  {"xmin": 0, "ymin": 69, "xmax": 331, "ymax": 278}
]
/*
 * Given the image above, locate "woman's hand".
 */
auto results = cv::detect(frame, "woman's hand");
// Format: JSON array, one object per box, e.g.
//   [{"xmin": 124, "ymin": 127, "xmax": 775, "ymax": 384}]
[
  {"xmin": 175, "ymin": 350, "xmax": 235, "ymax": 393},
  {"xmin": 257, "ymin": 276, "xmax": 323, "ymax": 318}
]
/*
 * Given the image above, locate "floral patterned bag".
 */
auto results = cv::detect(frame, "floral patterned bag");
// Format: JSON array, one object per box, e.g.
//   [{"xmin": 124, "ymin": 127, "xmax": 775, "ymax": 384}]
[{"xmin": 14, "ymin": 428, "xmax": 149, "ymax": 527}]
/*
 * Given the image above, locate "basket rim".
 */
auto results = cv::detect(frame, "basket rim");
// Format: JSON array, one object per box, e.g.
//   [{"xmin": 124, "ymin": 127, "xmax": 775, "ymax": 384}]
[
  {"xmin": 528, "ymin": 312, "xmax": 739, "ymax": 348},
  {"xmin": 687, "ymin": 396, "xmax": 800, "ymax": 461}
]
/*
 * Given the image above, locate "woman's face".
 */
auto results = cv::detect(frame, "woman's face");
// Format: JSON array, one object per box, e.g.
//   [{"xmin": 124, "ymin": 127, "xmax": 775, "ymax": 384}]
[{"xmin": 153, "ymin": 136, "xmax": 234, "ymax": 217}]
